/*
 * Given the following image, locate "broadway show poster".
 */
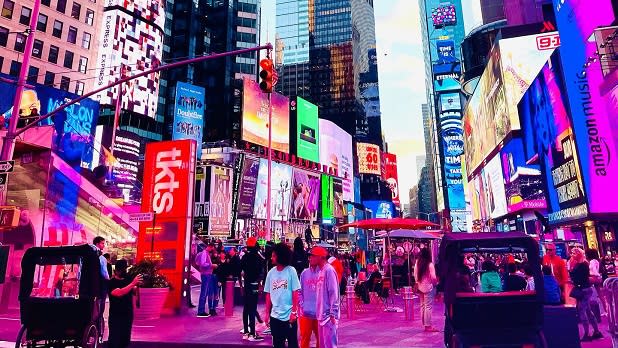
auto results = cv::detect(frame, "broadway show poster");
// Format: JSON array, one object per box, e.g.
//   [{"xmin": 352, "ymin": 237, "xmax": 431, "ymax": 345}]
[
  {"xmin": 289, "ymin": 169, "xmax": 320, "ymax": 221},
  {"xmin": 253, "ymin": 159, "xmax": 293, "ymax": 221},
  {"xmin": 333, "ymin": 178, "xmax": 345, "ymax": 219},
  {"xmin": 172, "ymin": 82, "xmax": 205, "ymax": 157},
  {"xmin": 237, "ymin": 157, "xmax": 260, "ymax": 218},
  {"xmin": 208, "ymin": 166, "xmax": 233, "ymax": 236}
]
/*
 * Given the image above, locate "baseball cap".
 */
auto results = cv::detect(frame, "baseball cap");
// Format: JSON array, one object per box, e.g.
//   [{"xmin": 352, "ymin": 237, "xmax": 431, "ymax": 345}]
[
  {"xmin": 246, "ymin": 237, "xmax": 257, "ymax": 247},
  {"xmin": 309, "ymin": 246, "xmax": 328, "ymax": 257}
]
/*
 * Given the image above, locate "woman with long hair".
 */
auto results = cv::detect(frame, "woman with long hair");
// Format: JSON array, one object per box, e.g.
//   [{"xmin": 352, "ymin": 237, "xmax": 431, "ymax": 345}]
[
  {"xmin": 291, "ymin": 237, "xmax": 308, "ymax": 277},
  {"xmin": 569, "ymin": 248, "xmax": 603, "ymax": 342},
  {"xmin": 108, "ymin": 259, "xmax": 142, "ymax": 348},
  {"xmin": 414, "ymin": 248, "xmax": 438, "ymax": 332}
]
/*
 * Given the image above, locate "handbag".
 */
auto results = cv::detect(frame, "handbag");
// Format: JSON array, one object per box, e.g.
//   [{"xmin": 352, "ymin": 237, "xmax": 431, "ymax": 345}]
[{"xmin": 569, "ymin": 286, "xmax": 585, "ymax": 300}]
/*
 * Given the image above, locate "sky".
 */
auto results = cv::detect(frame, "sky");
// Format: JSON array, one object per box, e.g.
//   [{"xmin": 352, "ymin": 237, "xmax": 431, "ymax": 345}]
[{"xmin": 260, "ymin": 0, "xmax": 482, "ymax": 204}]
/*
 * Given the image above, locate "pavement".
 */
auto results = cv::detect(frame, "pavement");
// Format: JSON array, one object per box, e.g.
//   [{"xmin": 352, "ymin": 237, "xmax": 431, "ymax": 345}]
[{"xmin": 0, "ymin": 290, "xmax": 614, "ymax": 347}]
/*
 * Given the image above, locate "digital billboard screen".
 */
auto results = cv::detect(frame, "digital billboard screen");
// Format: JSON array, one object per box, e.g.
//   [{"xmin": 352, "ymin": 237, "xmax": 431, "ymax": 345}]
[
  {"xmin": 295, "ymin": 97, "xmax": 319, "ymax": 162},
  {"xmin": 253, "ymin": 159, "xmax": 293, "ymax": 221},
  {"xmin": 437, "ymin": 40, "xmax": 456, "ymax": 63},
  {"xmin": 172, "ymin": 82, "xmax": 205, "ymax": 156},
  {"xmin": 208, "ymin": 166, "xmax": 233, "ymax": 237},
  {"xmin": 321, "ymin": 174, "xmax": 334, "ymax": 221},
  {"xmin": 382, "ymin": 153, "xmax": 400, "ymax": 207},
  {"xmin": 431, "ymin": 4, "xmax": 457, "ymax": 28},
  {"xmin": 357, "ymin": 142, "xmax": 381, "ymax": 175},
  {"xmin": 440, "ymin": 92, "xmax": 461, "ymax": 112},
  {"xmin": 518, "ymin": 50, "xmax": 588, "ymax": 224},
  {"xmin": 242, "ymin": 79, "xmax": 290, "ymax": 153},
  {"xmin": 555, "ymin": 0, "xmax": 618, "ymax": 215},
  {"xmin": 333, "ymin": 178, "xmax": 344, "ymax": 219},
  {"xmin": 237, "ymin": 157, "xmax": 260, "ymax": 218},
  {"xmin": 319, "ymin": 119, "xmax": 353, "ymax": 201},
  {"xmin": 363, "ymin": 201, "xmax": 395, "ymax": 219},
  {"xmin": 480, "ymin": 154, "xmax": 508, "ymax": 219},
  {"xmin": 289, "ymin": 169, "xmax": 320, "ymax": 221}
]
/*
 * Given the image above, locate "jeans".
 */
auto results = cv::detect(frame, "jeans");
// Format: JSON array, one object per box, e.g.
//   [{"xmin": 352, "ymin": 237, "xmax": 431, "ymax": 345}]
[
  {"xmin": 318, "ymin": 320, "xmax": 338, "ymax": 348},
  {"xmin": 209, "ymin": 275, "xmax": 220, "ymax": 311},
  {"xmin": 198, "ymin": 274, "xmax": 214, "ymax": 314},
  {"xmin": 243, "ymin": 283, "xmax": 259, "ymax": 335},
  {"xmin": 299, "ymin": 316, "xmax": 319, "ymax": 348},
  {"xmin": 270, "ymin": 317, "xmax": 299, "ymax": 348},
  {"xmin": 577, "ymin": 287, "xmax": 599, "ymax": 335},
  {"xmin": 419, "ymin": 287, "xmax": 435, "ymax": 328}
]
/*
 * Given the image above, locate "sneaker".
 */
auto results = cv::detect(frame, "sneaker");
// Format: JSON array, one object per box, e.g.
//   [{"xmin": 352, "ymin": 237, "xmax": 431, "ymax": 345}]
[
  {"xmin": 262, "ymin": 327, "xmax": 271, "ymax": 335},
  {"xmin": 592, "ymin": 331, "xmax": 604, "ymax": 340},
  {"xmin": 242, "ymin": 334, "xmax": 250, "ymax": 340},
  {"xmin": 240, "ymin": 328, "xmax": 248, "ymax": 334},
  {"xmin": 581, "ymin": 335, "xmax": 593, "ymax": 342},
  {"xmin": 248, "ymin": 335, "xmax": 264, "ymax": 342},
  {"xmin": 209, "ymin": 310, "xmax": 218, "ymax": 316},
  {"xmin": 197, "ymin": 312, "xmax": 211, "ymax": 318}
]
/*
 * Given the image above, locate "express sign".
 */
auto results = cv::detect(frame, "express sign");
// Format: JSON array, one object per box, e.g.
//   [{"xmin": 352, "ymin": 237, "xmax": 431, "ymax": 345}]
[{"xmin": 137, "ymin": 139, "xmax": 197, "ymax": 311}]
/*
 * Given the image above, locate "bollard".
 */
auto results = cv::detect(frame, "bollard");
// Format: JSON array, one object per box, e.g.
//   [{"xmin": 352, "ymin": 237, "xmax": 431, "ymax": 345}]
[
  {"xmin": 402, "ymin": 286, "xmax": 414, "ymax": 321},
  {"xmin": 346, "ymin": 285, "xmax": 355, "ymax": 319},
  {"xmin": 225, "ymin": 279, "xmax": 235, "ymax": 317}
]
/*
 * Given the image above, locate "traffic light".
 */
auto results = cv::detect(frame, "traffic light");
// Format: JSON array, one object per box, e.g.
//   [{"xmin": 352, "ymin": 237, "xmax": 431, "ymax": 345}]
[{"xmin": 259, "ymin": 58, "xmax": 274, "ymax": 93}]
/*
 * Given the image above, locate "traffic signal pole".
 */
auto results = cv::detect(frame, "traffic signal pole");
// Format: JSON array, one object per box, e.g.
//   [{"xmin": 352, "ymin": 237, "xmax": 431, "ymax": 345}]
[{"xmin": 0, "ymin": 44, "xmax": 273, "ymax": 162}]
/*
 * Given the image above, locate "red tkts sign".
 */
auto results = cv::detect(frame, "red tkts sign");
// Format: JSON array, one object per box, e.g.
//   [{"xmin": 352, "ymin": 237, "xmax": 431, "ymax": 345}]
[
  {"xmin": 137, "ymin": 139, "xmax": 197, "ymax": 311},
  {"xmin": 382, "ymin": 153, "xmax": 400, "ymax": 207}
]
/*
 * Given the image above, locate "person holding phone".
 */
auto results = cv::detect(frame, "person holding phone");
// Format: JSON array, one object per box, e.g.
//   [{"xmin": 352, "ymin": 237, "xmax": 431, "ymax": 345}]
[{"xmin": 108, "ymin": 259, "xmax": 142, "ymax": 348}]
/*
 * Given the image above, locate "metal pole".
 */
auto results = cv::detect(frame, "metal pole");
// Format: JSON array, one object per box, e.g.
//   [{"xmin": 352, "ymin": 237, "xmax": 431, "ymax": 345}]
[
  {"xmin": 110, "ymin": 80, "xmax": 123, "ymax": 156},
  {"xmin": 0, "ymin": 44, "xmax": 273, "ymax": 161},
  {"xmin": 1, "ymin": 0, "xmax": 41, "ymax": 161},
  {"xmin": 266, "ymin": 92, "xmax": 272, "ymax": 241}
]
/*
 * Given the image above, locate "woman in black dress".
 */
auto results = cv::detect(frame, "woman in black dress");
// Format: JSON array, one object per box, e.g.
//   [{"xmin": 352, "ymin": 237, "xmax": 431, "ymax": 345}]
[{"xmin": 108, "ymin": 259, "xmax": 142, "ymax": 348}]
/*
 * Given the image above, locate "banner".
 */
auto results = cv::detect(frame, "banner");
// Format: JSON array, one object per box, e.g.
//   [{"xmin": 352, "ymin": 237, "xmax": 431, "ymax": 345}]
[
  {"xmin": 172, "ymin": 82, "xmax": 205, "ymax": 158},
  {"xmin": 208, "ymin": 166, "xmax": 233, "ymax": 237},
  {"xmin": 289, "ymin": 169, "xmax": 320, "ymax": 221},
  {"xmin": 382, "ymin": 153, "xmax": 400, "ymax": 207},
  {"xmin": 237, "ymin": 157, "xmax": 260, "ymax": 218},
  {"xmin": 253, "ymin": 159, "xmax": 293, "ymax": 221}
]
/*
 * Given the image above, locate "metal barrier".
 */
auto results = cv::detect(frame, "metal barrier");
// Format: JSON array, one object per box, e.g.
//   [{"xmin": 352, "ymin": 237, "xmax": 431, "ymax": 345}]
[
  {"xmin": 602, "ymin": 277, "xmax": 618, "ymax": 347},
  {"xmin": 402, "ymin": 286, "xmax": 414, "ymax": 321},
  {"xmin": 346, "ymin": 285, "xmax": 355, "ymax": 319}
]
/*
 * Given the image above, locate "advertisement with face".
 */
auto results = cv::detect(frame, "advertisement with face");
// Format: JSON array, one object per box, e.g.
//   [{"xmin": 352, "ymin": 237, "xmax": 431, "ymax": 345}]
[
  {"xmin": 333, "ymin": 178, "xmax": 345, "ymax": 219},
  {"xmin": 480, "ymin": 154, "xmax": 508, "ymax": 219},
  {"xmin": 318, "ymin": 119, "xmax": 354, "ymax": 201},
  {"xmin": 321, "ymin": 174, "xmax": 334, "ymax": 221},
  {"xmin": 554, "ymin": 0, "xmax": 618, "ymax": 215},
  {"xmin": 208, "ymin": 166, "xmax": 233, "ymax": 236},
  {"xmin": 500, "ymin": 138, "xmax": 547, "ymax": 213},
  {"xmin": 237, "ymin": 157, "xmax": 260, "ymax": 218},
  {"xmin": 242, "ymin": 79, "xmax": 290, "ymax": 152},
  {"xmin": 363, "ymin": 201, "xmax": 395, "ymax": 219},
  {"xmin": 518, "ymin": 50, "xmax": 588, "ymax": 224},
  {"xmin": 382, "ymin": 153, "xmax": 401, "ymax": 207},
  {"xmin": 289, "ymin": 169, "xmax": 320, "ymax": 221},
  {"xmin": 172, "ymin": 82, "xmax": 205, "ymax": 155},
  {"xmin": 253, "ymin": 159, "xmax": 293, "ymax": 221},
  {"xmin": 295, "ymin": 97, "xmax": 319, "ymax": 162}
]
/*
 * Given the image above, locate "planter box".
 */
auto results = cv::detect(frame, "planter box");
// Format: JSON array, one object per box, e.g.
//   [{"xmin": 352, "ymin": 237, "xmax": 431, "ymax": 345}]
[{"xmin": 134, "ymin": 288, "xmax": 168, "ymax": 321}]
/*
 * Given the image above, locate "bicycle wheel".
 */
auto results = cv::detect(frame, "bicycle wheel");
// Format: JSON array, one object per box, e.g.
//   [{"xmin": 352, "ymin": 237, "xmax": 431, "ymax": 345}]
[
  {"xmin": 15, "ymin": 325, "xmax": 27, "ymax": 348},
  {"xmin": 81, "ymin": 324, "xmax": 98, "ymax": 348}
]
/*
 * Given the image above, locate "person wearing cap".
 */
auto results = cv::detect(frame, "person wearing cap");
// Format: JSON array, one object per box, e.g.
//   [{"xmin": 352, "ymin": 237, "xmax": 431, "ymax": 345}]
[
  {"xmin": 314, "ymin": 246, "xmax": 340, "ymax": 348},
  {"xmin": 108, "ymin": 259, "xmax": 142, "ymax": 348},
  {"xmin": 299, "ymin": 247, "xmax": 323, "ymax": 348},
  {"xmin": 240, "ymin": 237, "xmax": 265, "ymax": 341}
]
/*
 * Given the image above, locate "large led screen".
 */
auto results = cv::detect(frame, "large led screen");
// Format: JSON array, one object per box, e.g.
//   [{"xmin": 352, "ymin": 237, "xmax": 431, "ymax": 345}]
[
  {"xmin": 295, "ymin": 97, "xmax": 319, "ymax": 162},
  {"xmin": 237, "ymin": 157, "xmax": 260, "ymax": 218},
  {"xmin": 363, "ymin": 201, "xmax": 395, "ymax": 219},
  {"xmin": 480, "ymin": 155, "xmax": 508, "ymax": 219},
  {"xmin": 242, "ymin": 79, "xmax": 290, "ymax": 153},
  {"xmin": 554, "ymin": 0, "xmax": 618, "ymax": 215},
  {"xmin": 319, "ymin": 119, "xmax": 353, "ymax": 201},
  {"xmin": 289, "ymin": 169, "xmax": 320, "ymax": 221},
  {"xmin": 209, "ymin": 166, "xmax": 233, "ymax": 236},
  {"xmin": 356, "ymin": 142, "xmax": 381, "ymax": 175},
  {"xmin": 253, "ymin": 159, "xmax": 293, "ymax": 221},
  {"xmin": 382, "ymin": 153, "xmax": 400, "ymax": 207},
  {"xmin": 518, "ymin": 50, "xmax": 588, "ymax": 224},
  {"xmin": 172, "ymin": 82, "xmax": 205, "ymax": 155},
  {"xmin": 321, "ymin": 174, "xmax": 334, "ymax": 221}
]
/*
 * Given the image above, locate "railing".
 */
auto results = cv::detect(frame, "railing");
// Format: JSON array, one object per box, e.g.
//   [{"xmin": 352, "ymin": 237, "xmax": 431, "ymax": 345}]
[{"xmin": 603, "ymin": 277, "xmax": 618, "ymax": 347}]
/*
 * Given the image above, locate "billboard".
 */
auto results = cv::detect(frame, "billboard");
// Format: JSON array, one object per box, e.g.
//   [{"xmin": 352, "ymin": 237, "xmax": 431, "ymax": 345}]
[
  {"xmin": 208, "ymin": 166, "xmax": 233, "ymax": 236},
  {"xmin": 440, "ymin": 92, "xmax": 461, "ymax": 112},
  {"xmin": 319, "ymin": 119, "xmax": 353, "ymax": 201},
  {"xmin": 172, "ymin": 82, "xmax": 205, "ymax": 155},
  {"xmin": 364, "ymin": 201, "xmax": 395, "ymax": 219},
  {"xmin": 295, "ymin": 97, "xmax": 319, "ymax": 162},
  {"xmin": 554, "ymin": 0, "xmax": 618, "ymax": 215},
  {"xmin": 500, "ymin": 138, "xmax": 547, "ymax": 213},
  {"xmin": 518, "ymin": 50, "xmax": 588, "ymax": 224},
  {"xmin": 237, "ymin": 157, "xmax": 260, "ymax": 218},
  {"xmin": 242, "ymin": 79, "xmax": 290, "ymax": 153},
  {"xmin": 431, "ymin": 4, "xmax": 457, "ymax": 28},
  {"xmin": 480, "ymin": 155, "xmax": 508, "ymax": 219},
  {"xmin": 382, "ymin": 153, "xmax": 400, "ymax": 207},
  {"xmin": 357, "ymin": 142, "xmax": 381, "ymax": 175},
  {"xmin": 0, "ymin": 78, "xmax": 100, "ymax": 170},
  {"xmin": 289, "ymin": 169, "xmax": 320, "ymax": 221},
  {"xmin": 333, "ymin": 178, "xmax": 344, "ymax": 219},
  {"xmin": 95, "ymin": 7, "xmax": 164, "ymax": 118},
  {"xmin": 321, "ymin": 174, "xmax": 334, "ymax": 221},
  {"xmin": 437, "ymin": 40, "xmax": 456, "ymax": 63},
  {"xmin": 433, "ymin": 63, "xmax": 461, "ymax": 92},
  {"xmin": 253, "ymin": 159, "xmax": 293, "ymax": 221},
  {"xmin": 137, "ymin": 139, "xmax": 197, "ymax": 311}
]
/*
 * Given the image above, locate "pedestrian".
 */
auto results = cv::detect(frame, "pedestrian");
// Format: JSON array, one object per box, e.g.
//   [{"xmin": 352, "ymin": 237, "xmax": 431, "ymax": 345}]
[
  {"xmin": 210, "ymin": 248, "xmax": 221, "ymax": 316},
  {"xmin": 264, "ymin": 242, "xmax": 301, "ymax": 348},
  {"xmin": 92, "ymin": 237, "xmax": 110, "ymax": 322},
  {"xmin": 292, "ymin": 237, "xmax": 309, "ymax": 277},
  {"xmin": 313, "ymin": 246, "xmax": 340, "ymax": 348},
  {"xmin": 196, "ymin": 244, "xmax": 214, "ymax": 317},
  {"xmin": 299, "ymin": 248, "xmax": 321, "ymax": 348},
  {"xmin": 523, "ymin": 265, "xmax": 535, "ymax": 291},
  {"xmin": 240, "ymin": 237, "xmax": 265, "ymax": 342},
  {"xmin": 586, "ymin": 248, "xmax": 607, "ymax": 321},
  {"xmin": 542, "ymin": 243, "xmax": 568, "ymax": 302},
  {"xmin": 542, "ymin": 265, "xmax": 561, "ymax": 305},
  {"xmin": 503, "ymin": 263, "xmax": 527, "ymax": 291},
  {"xmin": 414, "ymin": 248, "xmax": 438, "ymax": 332},
  {"xmin": 480, "ymin": 260, "xmax": 502, "ymax": 293},
  {"xmin": 569, "ymin": 248, "xmax": 603, "ymax": 342},
  {"xmin": 108, "ymin": 259, "xmax": 142, "ymax": 348}
]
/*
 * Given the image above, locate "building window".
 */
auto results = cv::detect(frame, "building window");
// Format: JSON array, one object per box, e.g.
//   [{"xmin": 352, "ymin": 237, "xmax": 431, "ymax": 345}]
[
  {"xmin": 41, "ymin": 0, "xmax": 51, "ymax": 6},
  {"xmin": 14, "ymin": 33, "xmax": 26, "ymax": 52},
  {"xmin": 78, "ymin": 56, "xmax": 87, "ymax": 73},
  {"xmin": 70, "ymin": 2, "xmax": 80, "ymax": 19},
  {"xmin": 9, "ymin": 60, "xmax": 21, "ymax": 77},
  {"xmin": 59, "ymin": 76, "xmax": 70, "ymax": 91},
  {"xmin": 48, "ymin": 45, "xmax": 59, "ymax": 63},
  {"xmin": 1, "ymin": 0, "xmax": 14, "ymax": 19},
  {"xmin": 32, "ymin": 39, "xmax": 43, "ymax": 58},
  {"xmin": 52, "ymin": 20, "xmax": 63, "ymax": 38},
  {"xmin": 75, "ymin": 81, "xmax": 84, "ymax": 95},
  {"xmin": 85, "ymin": 9, "xmax": 94, "ymax": 25},
  {"xmin": 44, "ymin": 71, "xmax": 55, "ymax": 86},
  {"xmin": 81, "ymin": 32, "xmax": 91, "ymax": 49},
  {"xmin": 0, "ymin": 26, "xmax": 8, "ymax": 46},
  {"xmin": 27, "ymin": 66, "xmax": 39, "ymax": 84},
  {"xmin": 56, "ymin": 0, "xmax": 67, "ymax": 13},
  {"xmin": 19, "ymin": 6, "xmax": 31, "ymax": 25},
  {"xmin": 37, "ymin": 13, "xmax": 48, "ymax": 32},
  {"xmin": 67, "ymin": 26, "xmax": 77, "ymax": 44},
  {"xmin": 63, "ymin": 51, "xmax": 74, "ymax": 68}
]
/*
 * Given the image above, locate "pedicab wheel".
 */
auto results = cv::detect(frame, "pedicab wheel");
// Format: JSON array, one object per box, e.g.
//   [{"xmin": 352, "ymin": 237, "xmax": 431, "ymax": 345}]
[
  {"xmin": 82, "ymin": 324, "xmax": 98, "ymax": 348},
  {"xmin": 15, "ymin": 325, "xmax": 28, "ymax": 348}
]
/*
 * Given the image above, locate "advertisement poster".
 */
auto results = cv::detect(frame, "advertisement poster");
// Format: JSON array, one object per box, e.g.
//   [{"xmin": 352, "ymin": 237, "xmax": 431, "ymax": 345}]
[
  {"xmin": 237, "ymin": 157, "xmax": 260, "ymax": 218},
  {"xmin": 357, "ymin": 142, "xmax": 381, "ymax": 175},
  {"xmin": 296, "ymin": 97, "xmax": 319, "ymax": 162},
  {"xmin": 321, "ymin": 174, "xmax": 334, "ymax": 221},
  {"xmin": 253, "ymin": 159, "xmax": 293, "ymax": 221},
  {"xmin": 480, "ymin": 155, "xmax": 508, "ymax": 219},
  {"xmin": 500, "ymin": 138, "xmax": 547, "ymax": 213},
  {"xmin": 363, "ymin": 201, "xmax": 395, "ymax": 219},
  {"xmin": 0, "ymin": 77, "xmax": 100, "ymax": 170},
  {"xmin": 439, "ymin": 91, "xmax": 466, "ymax": 211},
  {"xmin": 437, "ymin": 40, "xmax": 456, "ymax": 63},
  {"xmin": 555, "ymin": 0, "xmax": 618, "ymax": 215},
  {"xmin": 434, "ymin": 63, "xmax": 461, "ymax": 92},
  {"xmin": 208, "ymin": 166, "xmax": 233, "ymax": 236},
  {"xmin": 172, "ymin": 82, "xmax": 205, "ymax": 156},
  {"xmin": 137, "ymin": 139, "xmax": 197, "ymax": 310},
  {"xmin": 242, "ymin": 79, "xmax": 290, "ymax": 152},
  {"xmin": 382, "ymin": 153, "xmax": 401, "ymax": 207},
  {"xmin": 318, "ymin": 119, "xmax": 354, "ymax": 201},
  {"xmin": 518, "ymin": 50, "xmax": 588, "ymax": 224},
  {"xmin": 289, "ymin": 169, "xmax": 320, "ymax": 221},
  {"xmin": 333, "ymin": 178, "xmax": 344, "ymax": 219},
  {"xmin": 440, "ymin": 92, "xmax": 461, "ymax": 112}
]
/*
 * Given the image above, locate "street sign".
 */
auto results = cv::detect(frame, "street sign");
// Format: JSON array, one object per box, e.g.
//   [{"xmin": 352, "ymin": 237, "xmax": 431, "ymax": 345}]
[
  {"xmin": 403, "ymin": 241, "xmax": 413, "ymax": 253},
  {"xmin": 0, "ymin": 173, "xmax": 7, "ymax": 186},
  {"xmin": 129, "ymin": 212, "xmax": 154, "ymax": 223},
  {"xmin": 0, "ymin": 161, "xmax": 14, "ymax": 173}
]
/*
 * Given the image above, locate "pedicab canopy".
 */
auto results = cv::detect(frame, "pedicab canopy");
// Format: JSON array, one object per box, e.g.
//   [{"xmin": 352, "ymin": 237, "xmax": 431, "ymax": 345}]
[{"xmin": 338, "ymin": 217, "xmax": 439, "ymax": 231}]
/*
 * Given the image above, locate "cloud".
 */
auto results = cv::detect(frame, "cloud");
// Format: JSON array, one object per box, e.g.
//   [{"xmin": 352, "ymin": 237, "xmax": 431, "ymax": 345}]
[{"xmin": 386, "ymin": 139, "xmax": 427, "ymax": 204}]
